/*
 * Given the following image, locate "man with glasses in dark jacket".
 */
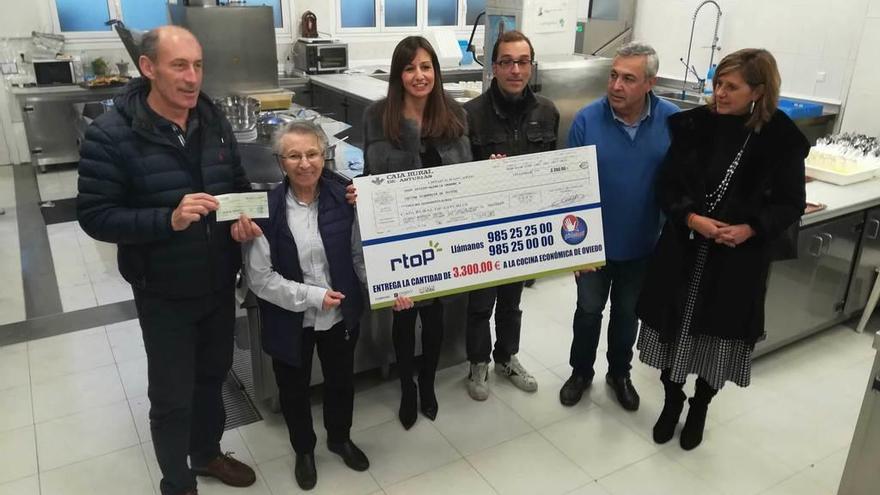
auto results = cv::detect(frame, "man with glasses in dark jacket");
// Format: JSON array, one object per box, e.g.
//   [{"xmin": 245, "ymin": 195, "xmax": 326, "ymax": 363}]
[
  {"xmin": 463, "ymin": 30, "xmax": 560, "ymax": 401},
  {"xmin": 77, "ymin": 26, "xmax": 260, "ymax": 495}
]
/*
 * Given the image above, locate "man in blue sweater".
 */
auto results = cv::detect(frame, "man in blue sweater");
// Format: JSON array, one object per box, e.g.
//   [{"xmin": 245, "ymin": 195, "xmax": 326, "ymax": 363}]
[{"xmin": 559, "ymin": 42, "xmax": 679, "ymax": 411}]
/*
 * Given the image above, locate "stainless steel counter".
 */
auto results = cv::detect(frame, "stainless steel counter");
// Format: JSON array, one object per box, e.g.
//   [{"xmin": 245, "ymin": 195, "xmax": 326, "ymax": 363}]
[
  {"xmin": 11, "ymin": 85, "xmax": 124, "ymax": 170},
  {"xmin": 11, "ymin": 84, "xmax": 123, "ymax": 104},
  {"xmin": 804, "ymin": 178, "xmax": 880, "ymax": 226},
  {"xmin": 838, "ymin": 331, "xmax": 880, "ymax": 494}
]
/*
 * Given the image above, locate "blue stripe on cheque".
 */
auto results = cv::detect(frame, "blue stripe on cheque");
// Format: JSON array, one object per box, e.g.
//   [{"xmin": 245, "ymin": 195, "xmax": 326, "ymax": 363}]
[{"xmin": 362, "ymin": 202, "xmax": 602, "ymax": 247}]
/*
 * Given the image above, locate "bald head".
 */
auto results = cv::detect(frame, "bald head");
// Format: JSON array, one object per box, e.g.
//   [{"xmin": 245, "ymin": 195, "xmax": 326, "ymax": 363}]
[{"xmin": 141, "ymin": 26, "xmax": 200, "ymax": 63}]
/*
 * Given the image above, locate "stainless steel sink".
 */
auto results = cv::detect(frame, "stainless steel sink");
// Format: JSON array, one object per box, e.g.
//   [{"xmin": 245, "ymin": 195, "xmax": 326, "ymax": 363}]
[{"xmin": 655, "ymin": 90, "xmax": 704, "ymax": 109}]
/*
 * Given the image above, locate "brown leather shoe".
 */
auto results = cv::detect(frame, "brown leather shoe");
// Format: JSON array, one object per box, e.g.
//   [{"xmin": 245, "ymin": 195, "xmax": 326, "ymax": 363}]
[{"xmin": 191, "ymin": 452, "xmax": 256, "ymax": 487}]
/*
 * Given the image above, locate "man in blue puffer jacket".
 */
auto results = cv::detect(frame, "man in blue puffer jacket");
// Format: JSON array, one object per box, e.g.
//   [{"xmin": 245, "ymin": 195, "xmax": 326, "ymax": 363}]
[{"xmin": 77, "ymin": 26, "xmax": 260, "ymax": 495}]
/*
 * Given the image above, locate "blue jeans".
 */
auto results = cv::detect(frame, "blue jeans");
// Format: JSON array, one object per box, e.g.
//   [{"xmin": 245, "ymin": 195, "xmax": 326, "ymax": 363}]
[{"xmin": 570, "ymin": 257, "xmax": 649, "ymax": 379}]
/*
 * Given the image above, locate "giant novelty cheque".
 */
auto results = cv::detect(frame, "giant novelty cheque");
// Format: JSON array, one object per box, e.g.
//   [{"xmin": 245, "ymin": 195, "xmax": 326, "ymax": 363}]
[{"xmin": 354, "ymin": 146, "xmax": 605, "ymax": 309}]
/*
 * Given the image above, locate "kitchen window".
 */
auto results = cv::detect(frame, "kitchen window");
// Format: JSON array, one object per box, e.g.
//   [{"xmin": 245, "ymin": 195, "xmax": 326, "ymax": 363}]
[
  {"xmin": 52, "ymin": 0, "xmax": 289, "ymax": 43},
  {"xmin": 338, "ymin": 0, "xmax": 485, "ymax": 32}
]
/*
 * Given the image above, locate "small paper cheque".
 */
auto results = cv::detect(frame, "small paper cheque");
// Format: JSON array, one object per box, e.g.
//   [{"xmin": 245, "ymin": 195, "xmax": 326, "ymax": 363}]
[{"xmin": 215, "ymin": 192, "xmax": 270, "ymax": 222}]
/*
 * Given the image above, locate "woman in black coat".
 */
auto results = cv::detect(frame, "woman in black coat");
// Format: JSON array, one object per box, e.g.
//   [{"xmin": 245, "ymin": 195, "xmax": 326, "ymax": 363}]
[
  {"xmin": 635, "ymin": 48, "xmax": 809, "ymax": 450},
  {"xmin": 351, "ymin": 36, "xmax": 471, "ymax": 430}
]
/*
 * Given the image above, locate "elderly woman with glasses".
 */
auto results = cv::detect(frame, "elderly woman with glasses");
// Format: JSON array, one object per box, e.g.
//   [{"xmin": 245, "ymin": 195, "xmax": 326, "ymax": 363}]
[{"xmin": 242, "ymin": 120, "xmax": 368, "ymax": 490}]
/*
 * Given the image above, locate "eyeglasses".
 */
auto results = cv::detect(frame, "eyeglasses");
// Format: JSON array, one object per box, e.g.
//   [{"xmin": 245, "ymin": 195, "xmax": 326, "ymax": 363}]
[
  {"xmin": 276, "ymin": 151, "xmax": 323, "ymax": 164},
  {"xmin": 494, "ymin": 59, "xmax": 534, "ymax": 70}
]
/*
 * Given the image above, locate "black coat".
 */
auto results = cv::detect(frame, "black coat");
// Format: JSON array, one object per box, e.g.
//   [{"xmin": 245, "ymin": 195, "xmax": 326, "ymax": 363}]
[
  {"xmin": 361, "ymin": 98, "xmax": 472, "ymax": 175},
  {"xmin": 77, "ymin": 78, "xmax": 250, "ymax": 298},
  {"xmin": 636, "ymin": 106, "xmax": 809, "ymax": 344},
  {"xmin": 464, "ymin": 78, "xmax": 560, "ymax": 160}
]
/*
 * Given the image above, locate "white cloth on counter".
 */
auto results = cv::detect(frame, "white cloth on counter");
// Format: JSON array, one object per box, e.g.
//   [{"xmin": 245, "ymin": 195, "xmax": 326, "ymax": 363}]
[{"xmin": 243, "ymin": 188, "xmax": 366, "ymax": 331}]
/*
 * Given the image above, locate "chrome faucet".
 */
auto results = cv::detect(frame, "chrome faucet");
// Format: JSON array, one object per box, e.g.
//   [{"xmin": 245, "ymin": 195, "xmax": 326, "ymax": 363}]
[{"xmin": 681, "ymin": 0, "xmax": 722, "ymax": 99}]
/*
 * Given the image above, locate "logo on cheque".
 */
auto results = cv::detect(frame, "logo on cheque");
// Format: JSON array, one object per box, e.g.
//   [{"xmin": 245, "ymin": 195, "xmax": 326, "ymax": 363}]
[
  {"xmin": 560, "ymin": 215, "xmax": 587, "ymax": 245},
  {"xmin": 390, "ymin": 241, "xmax": 442, "ymax": 271}
]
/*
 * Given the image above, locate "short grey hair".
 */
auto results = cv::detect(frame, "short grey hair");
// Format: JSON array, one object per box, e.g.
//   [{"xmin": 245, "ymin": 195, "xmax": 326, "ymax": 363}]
[
  {"xmin": 271, "ymin": 120, "xmax": 329, "ymax": 156},
  {"xmin": 140, "ymin": 29, "xmax": 160, "ymax": 62},
  {"xmin": 615, "ymin": 41, "xmax": 659, "ymax": 79}
]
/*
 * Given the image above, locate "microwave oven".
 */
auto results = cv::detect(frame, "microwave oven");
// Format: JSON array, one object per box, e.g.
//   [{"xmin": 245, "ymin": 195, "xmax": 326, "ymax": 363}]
[
  {"xmin": 292, "ymin": 39, "xmax": 348, "ymax": 74},
  {"xmin": 33, "ymin": 59, "xmax": 77, "ymax": 85}
]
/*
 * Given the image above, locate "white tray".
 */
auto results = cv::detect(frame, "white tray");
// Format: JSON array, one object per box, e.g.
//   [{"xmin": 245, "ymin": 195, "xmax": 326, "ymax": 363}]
[{"xmin": 805, "ymin": 164, "xmax": 879, "ymax": 185}]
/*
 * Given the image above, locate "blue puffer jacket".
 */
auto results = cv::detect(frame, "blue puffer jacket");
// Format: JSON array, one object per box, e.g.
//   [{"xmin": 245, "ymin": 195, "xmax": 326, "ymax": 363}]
[{"xmin": 77, "ymin": 78, "xmax": 251, "ymax": 298}]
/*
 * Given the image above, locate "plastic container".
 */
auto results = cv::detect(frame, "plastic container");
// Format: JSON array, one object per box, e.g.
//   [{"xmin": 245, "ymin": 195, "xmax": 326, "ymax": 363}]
[
  {"xmin": 458, "ymin": 40, "xmax": 474, "ymax": 66},
  {"xmin": 778, "ymin": 99, "xmax": 823, "ymax": 119},
  {"xmin": 703, "ymin": 64, "xmax": 716, "ymax": 96}
]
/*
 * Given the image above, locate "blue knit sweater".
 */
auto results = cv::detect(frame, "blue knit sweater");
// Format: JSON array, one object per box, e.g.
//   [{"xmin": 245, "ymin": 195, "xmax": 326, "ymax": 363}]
[{"xmin": 568, "ymin": 93, "xmax": 679, "ymax": 260}]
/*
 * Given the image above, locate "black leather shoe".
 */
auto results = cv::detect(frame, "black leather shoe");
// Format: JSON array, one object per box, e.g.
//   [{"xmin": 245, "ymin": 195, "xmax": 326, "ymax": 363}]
[
  {"xmin": 605, "ymin": 374, "xmax": 640, "ymax": 411},
  {"xmin": 294, "ymin": 453, "xmax": 317, "ymax": 490},
  {"xmin": 559, "ymin": 373, "xmax": 592, "ymax": 406},
  {"xmin": 328, "ymin": 440, "xmax": 370, "ymax": 472}
]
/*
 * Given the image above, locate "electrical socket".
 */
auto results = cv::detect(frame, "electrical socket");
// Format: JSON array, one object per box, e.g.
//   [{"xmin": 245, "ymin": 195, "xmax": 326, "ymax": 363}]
[
  {"xmin": 0, "ymin": 61, "xmax": 18, "ymax": 75},
  {"xmin": 816, "ymin": 71, "xmax": 827, "ymax": 83}
]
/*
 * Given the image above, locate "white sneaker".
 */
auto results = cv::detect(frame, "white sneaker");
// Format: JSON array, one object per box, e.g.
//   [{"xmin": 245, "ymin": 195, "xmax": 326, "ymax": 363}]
[
  {"xmin": 467, "ymin": 362, "xmax": 490, "ymax": 401},
  {"xmin": 495, "ymin": 355, "xmax": 538, "ymax": 392}
]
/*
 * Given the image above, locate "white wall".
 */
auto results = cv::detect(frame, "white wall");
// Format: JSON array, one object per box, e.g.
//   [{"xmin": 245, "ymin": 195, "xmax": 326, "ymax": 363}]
[
  {"xmin": 840, "ymin": 0, "xmax": 880, "ymax": 136},
  {"xmin": 288, "ymin": 0, "xmax": 575, "ymax": 62},
  {"xmin": 632, "ymin": 0, "xmax": 869, "ymax": 103}
]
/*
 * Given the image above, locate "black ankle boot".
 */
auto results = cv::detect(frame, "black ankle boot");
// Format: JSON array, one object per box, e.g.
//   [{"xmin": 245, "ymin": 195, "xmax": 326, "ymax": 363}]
[
  {"xmin": 399, "ymin": 381, "xmax": 417, "ymax": 430},
  {"xmin": 418, "ymin": 374, "xmax": 438, "ymax": 421},
  {"xmin": 654, "ymin": 370, "xmax": 686, "ymax": 444},
  {"xmin": 680, "ymin": 378, "xmax": 716, "ymax": 450},
  {"xmin": 653, "ymin": 388, "xmax": 686, "ymax": 444}
]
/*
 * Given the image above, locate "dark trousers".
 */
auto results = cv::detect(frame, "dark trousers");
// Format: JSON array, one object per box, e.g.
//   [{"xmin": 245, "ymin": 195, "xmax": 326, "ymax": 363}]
[
  {"xmin": 134, "ymin": 286, "xmax": 235, "ymax": 495},
  {"xmin": 570, "ymin": 258, "xmax": 648, "ymax": 379},
  {"xmin": 466, "ymin": 282, "xmax": 524, "ymax": 364},
  {"xmin": 392, "ymin": 301, "xmax": 444, "ymax": 387},
  {"xmin": 272, "ymin": 321, "xmax": 357, "ymax": 455}
]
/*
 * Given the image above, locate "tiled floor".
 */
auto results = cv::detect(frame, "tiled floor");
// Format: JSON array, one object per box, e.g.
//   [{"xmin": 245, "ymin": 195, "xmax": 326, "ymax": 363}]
[
  {"xmin": 0, "ymin": 166, "xmax": 24, "ymax": 326},
  {"xmin": 1, "ymin": 164, "xmax": 877, "ymax": 494},
  {"xmin": 47, "ymin": 221, "xmax": 132, "ymax": 313},
  {"xmin": 0, "ymin": 272, "xmax": 875, "ymax": 495},
  {"xmin": 35, "ymin": 167, "xmax": 78, "ymax": 203}
]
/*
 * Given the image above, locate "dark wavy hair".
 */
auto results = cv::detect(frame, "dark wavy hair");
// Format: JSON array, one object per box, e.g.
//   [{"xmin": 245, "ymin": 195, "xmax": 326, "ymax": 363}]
[
  {"xmin": 709, "ymin": 48, "xmax": 781, "ymax": 132},
  {"xmin": 382, "ymin": 36, "xmax": 465, "ymax": 144}
]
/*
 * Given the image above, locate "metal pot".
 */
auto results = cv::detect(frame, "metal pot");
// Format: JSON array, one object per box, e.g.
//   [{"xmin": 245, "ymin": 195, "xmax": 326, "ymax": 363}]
[
  {"xmin": 214, "ymin": 95, "xmax": 261, "ymax": 132},
  {"xmin": 256, "ymin": 112, "xmax": 297, "ymax": 140}
]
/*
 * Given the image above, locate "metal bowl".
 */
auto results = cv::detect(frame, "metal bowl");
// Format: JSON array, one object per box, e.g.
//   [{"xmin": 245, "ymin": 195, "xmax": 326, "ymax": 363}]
[
  {"xmin": 214, "ymin": 95, "xmax": 261, "ymax": 132},
  {"xmin": 256, "ymin": 112, "xmax": 297, "ymax": 140}
]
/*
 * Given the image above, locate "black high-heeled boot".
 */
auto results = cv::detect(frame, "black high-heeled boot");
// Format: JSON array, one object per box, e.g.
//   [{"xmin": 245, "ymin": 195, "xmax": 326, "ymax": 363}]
[
  {"xmin": 417, "ymin": 303, "xmax": 443, "ymax": 421},
  {"xmin": 653, "ymin": 369, "xmax": 686, "ymax": 444},
  {"xmin": 418, "ymin": 373, "xmax": 438, "ymax": 420},
  {"xmin": 392, "ymin": 312, "xmax": 418, "ymax": 430},
  {"xmin": 399, "ymin": 379, "xmax": 417, "ymax": 430},
  {"xmin": 680, "ymin": 377, "xmax": 717, "ymax": 450}
]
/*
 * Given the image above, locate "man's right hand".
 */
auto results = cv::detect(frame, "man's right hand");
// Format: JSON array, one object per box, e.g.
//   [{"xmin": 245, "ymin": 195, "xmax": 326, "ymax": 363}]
[
  {"xmin": 687, "ymin": 213, "xmax": 729, "ymax": 239},
  {"xmin": 171, "ymin": 193, "xmax": 219, "ymax": 231},
  {"xmin": 323, "ymin": 290, "xmax": 345, "ymax": 310}
]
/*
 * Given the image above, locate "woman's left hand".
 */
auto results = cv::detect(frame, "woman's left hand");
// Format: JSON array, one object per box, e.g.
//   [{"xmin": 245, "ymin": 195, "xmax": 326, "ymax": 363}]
[
  {"xmin": 345, "ymin": 184, "xmax": 358, "ymax": 205},
  {"xmin": 714, "ymin": 224, "xmax": 756, "ymax": 248}
]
